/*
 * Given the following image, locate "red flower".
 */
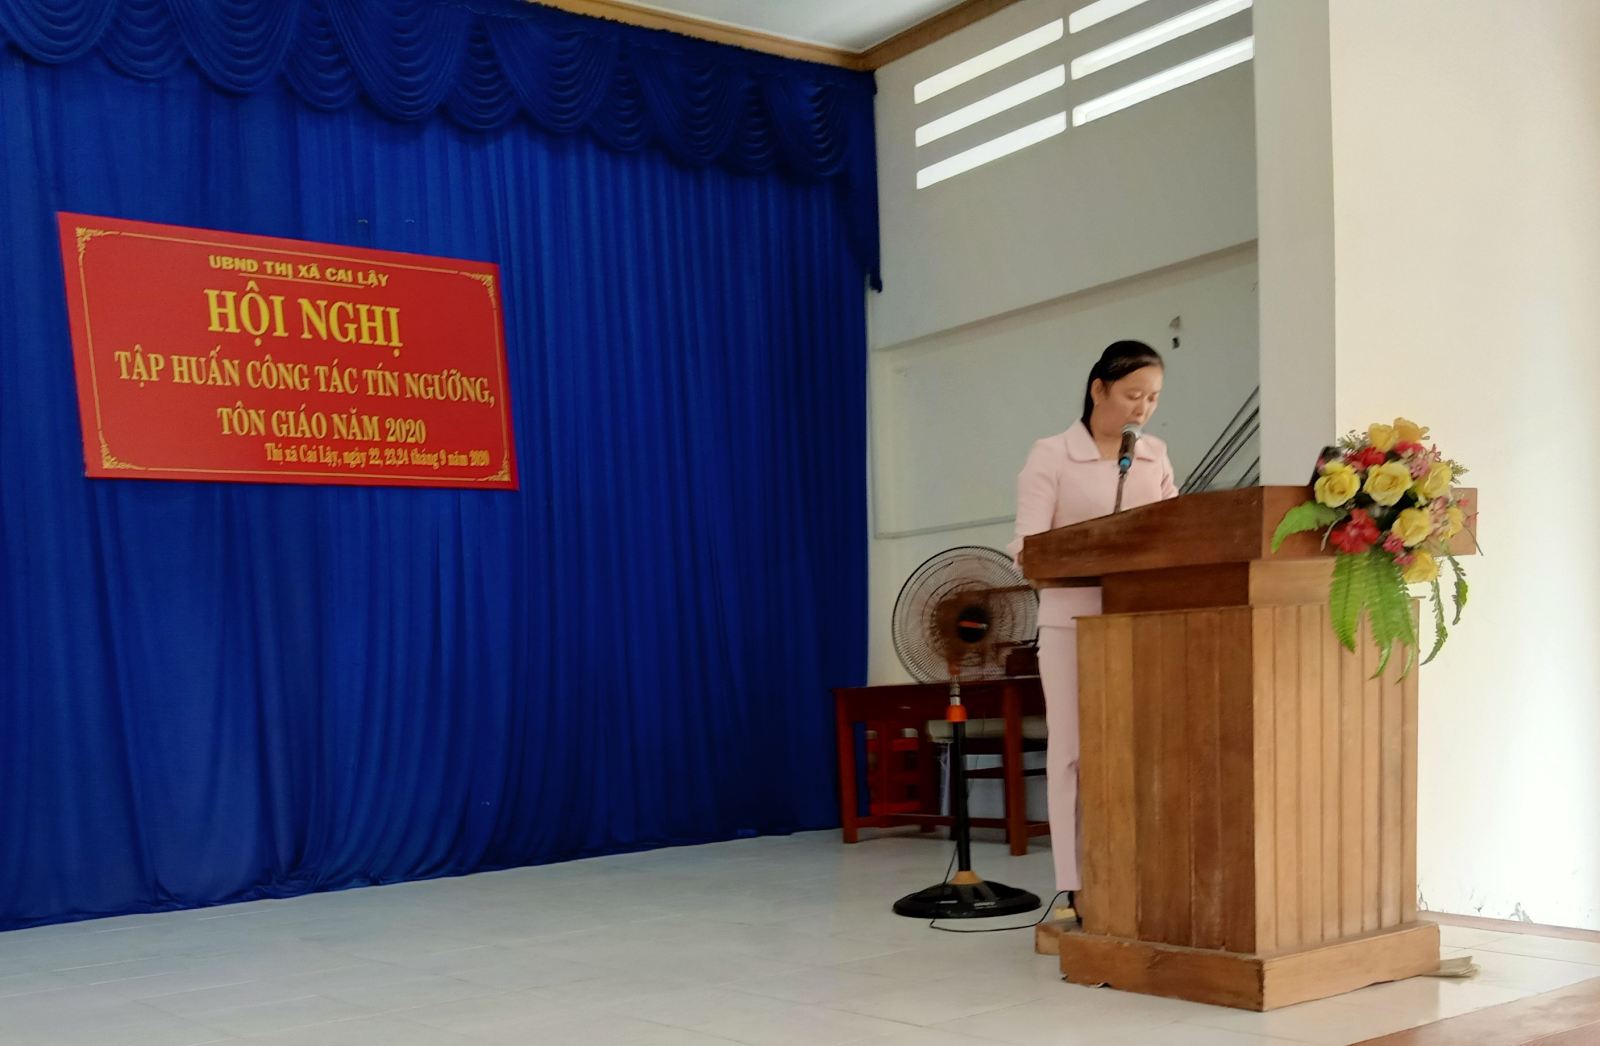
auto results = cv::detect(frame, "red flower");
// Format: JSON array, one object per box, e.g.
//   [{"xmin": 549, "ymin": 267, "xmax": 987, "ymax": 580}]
[
  {"xmin": 1352, "ymin": 447, "xmax": 1389, "ymax": 470},
  {"xmin": 1395, "ymin": 441, "xmax": 1426, "ymax": 457},
  {"xmin": 1382, "ymin": 532, "xmax": 1406, "ymax": 555},
  {"xmin": 1330, "ymin": 509, "xmax": 1381, "ymax": 553}
]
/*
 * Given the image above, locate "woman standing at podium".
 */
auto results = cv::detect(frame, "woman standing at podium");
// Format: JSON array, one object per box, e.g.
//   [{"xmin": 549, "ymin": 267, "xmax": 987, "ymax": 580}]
[{"xmin": 1006, "ymin": 340, "xmax": 1179, "ymax": 914}]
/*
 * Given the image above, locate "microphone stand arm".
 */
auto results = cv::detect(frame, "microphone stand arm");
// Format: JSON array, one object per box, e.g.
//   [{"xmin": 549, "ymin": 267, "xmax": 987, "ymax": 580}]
[{"xmin": 1113, "ymin": 427, "xmax": 1139, "ymax": 513}]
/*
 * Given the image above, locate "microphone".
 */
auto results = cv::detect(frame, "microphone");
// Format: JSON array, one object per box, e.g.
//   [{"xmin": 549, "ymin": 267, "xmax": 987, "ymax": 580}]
[{"xmin": 1117, "ymin": 423, "xmax": 1142, "ymax": 474}]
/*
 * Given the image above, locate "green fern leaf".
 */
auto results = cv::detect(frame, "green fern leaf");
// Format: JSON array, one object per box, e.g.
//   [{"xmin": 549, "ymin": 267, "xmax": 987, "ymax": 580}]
[
  {"xmin": 1367, "ymin": 554, "xmax": 1416, "ymax": 679},
  {"xmin": 1370, "ymin": 568, "xmax": 1399, "ymax": 677},
  {"xmin": 1329, "ymin": 552, "xmax": 1363, "ymax": 651},
  {"xmin": 1448, "ymin": 555, "xmax": 1469, "ymax": 626},
  {"xmin": 1272, "ymin": 502, "xmax": 1342, "ymax": 552},
  {"xmin": 1422, "ymin": 578, "xmax": 1448, "ymax": 665},
  {"xmin": 1399, "ymin": 640, "xmax": 1418, "ymax": 678}
]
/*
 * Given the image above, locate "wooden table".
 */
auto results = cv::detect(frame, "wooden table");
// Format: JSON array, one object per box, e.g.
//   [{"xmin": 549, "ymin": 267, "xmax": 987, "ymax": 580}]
[{"xmin": 833, "ymin": 678, "xmax": 1049, "ymax": 856}]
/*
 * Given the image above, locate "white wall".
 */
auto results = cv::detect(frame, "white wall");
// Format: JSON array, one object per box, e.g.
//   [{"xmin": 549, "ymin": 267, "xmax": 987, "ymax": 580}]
[
  {"xmin": 868, "ymin": 0, "xmax": 1262, "ymax": 682},
  {"xmin": 872, "ymin": 0, "xmax": 1259, "ymax": 350},
  {"xmin": 1322, "ymin": 0, "xmax": 1600, "ymax": 929},
  {"xmin": 1252, "ymin": 0, "xmax": 1336, "ymax": 483}
]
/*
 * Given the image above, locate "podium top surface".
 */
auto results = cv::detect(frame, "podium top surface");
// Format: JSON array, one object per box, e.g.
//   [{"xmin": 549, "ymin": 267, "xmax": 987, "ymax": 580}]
[{"xmin": 1020, "ymin": 485, "xmax": 1477, "ymax": 584}]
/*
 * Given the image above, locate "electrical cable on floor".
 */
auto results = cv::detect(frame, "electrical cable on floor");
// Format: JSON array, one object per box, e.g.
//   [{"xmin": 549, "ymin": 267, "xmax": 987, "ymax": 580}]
[
  {"xmin": 923, "ymin": 770, "xmax": 1066, "ymax": 934},
  {"xmin": 927, "ymin": 885, "xmax": 1068, "ymax": 934}
]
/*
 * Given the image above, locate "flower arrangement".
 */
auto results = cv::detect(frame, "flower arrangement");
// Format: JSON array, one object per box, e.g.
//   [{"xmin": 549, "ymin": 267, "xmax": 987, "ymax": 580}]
[{"xmin": 1271, "ymin": 418, "xmax": 1472, "ymax": 674}]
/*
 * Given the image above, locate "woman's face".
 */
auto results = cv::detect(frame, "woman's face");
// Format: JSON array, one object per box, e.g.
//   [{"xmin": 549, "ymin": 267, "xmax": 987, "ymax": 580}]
[{"xmin": 1092, "ymin": 365, "xmax": 1163, "ymax": 430}]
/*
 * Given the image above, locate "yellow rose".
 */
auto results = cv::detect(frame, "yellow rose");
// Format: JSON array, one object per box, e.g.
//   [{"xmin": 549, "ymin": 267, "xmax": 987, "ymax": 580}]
[
  {"xmin": 1393, "ymin": 417, "xmax": 1429, "ymax": 444},
  {"xmin": 1418, "ymin": 461, "xmax": 1452, "ymax": 500},
  {"xmin": 1367, "ymin": 423, "xmax": 1398, "ymax": 452},
  {"xmin": 1314, "ymin": 462, "xmax": 1360, "ymax": 507},
  {"xmin": 1402, "ymin": 551, "xmax": 1440, "ymax": 585},
  {"xmin": 1393, "ymin": 507, "xmax": 1433, "ymax": 547},
  {"xmin": 1442, "ymin": 504, "xmax": 1466, "ymax": 539},
  {"xmin": 1363, "ymin": 461, "xmax": 1413, "ymax": 506}
]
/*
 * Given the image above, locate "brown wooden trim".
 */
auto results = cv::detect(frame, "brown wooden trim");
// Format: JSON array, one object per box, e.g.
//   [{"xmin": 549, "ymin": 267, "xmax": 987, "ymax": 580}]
[
  {"xmin": 532, "ymin": 0, "xmax": 1025, "ymax": 72},
  {"xmin": 1262, "ymin": 922, "xmax": 1440, "ymax": 1011},
  {"xmin": 527, "ymin": 0, "xmax": 862, "ymax": 68},
  {"xmin": 1423, "ymin": 912, "xmax": 1600, "ymax": 945},
  {"xmin": 1023, "ymin": 487, "xmax": 1480, "ymax": 588},
  {"xmin": 1058, "ymin": 922, "xmax": 1440, "ymax": 1012},
  {"xmin": 858, "ymin": 0, "xmax": 1024, "ymax": 70}
]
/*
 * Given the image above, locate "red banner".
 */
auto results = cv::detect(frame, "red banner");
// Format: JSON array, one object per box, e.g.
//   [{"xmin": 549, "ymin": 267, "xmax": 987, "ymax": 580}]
[{"xmin": 57, "ymin": 213, "xmax": 517, "ymax": 489}]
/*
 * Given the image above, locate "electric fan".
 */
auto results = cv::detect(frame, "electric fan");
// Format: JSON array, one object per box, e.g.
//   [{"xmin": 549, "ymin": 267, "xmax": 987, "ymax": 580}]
[{"xmin": 890, "ymin": 546, "xmax": 1042, "ymax": 920}]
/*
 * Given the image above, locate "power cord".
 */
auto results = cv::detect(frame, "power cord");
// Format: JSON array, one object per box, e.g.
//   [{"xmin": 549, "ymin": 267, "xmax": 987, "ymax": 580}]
[
  {"xmin": 927, "ymin": 888, "xmax": 1069, "ymax": 934},
  {"xmin": 922, "ymin": 753, "xmax": 1066, "ymax": 934}
]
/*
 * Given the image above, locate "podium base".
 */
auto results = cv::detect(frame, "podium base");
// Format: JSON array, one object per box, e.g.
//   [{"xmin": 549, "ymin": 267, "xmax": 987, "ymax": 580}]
[{"xmin": 1059, "ymin": 921, "xmax": 1440, "ymax": 1011}]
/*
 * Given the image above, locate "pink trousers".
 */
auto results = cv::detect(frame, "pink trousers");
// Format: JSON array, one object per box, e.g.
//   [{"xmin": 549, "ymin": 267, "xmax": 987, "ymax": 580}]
[{"xmin": 1038, "ymin": 624, "xmax": 1082, "ymax": 892}]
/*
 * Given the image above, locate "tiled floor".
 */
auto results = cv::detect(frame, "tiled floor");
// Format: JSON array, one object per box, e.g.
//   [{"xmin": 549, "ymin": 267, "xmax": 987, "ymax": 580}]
[
  {"xmin": 1, "ymin": 832, "xmax": 1596, "ymax": 1045},
  {"xmin": 1356, "ymin": 974, "xmax": 1600, "ymax": 1044}
]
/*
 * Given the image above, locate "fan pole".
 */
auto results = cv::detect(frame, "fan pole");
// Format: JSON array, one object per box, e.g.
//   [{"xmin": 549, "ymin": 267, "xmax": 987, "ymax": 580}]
[
  {"xmin": 887, "ymin": 546, "xmax": 1042, "ymax": 921},
  {"xmin": 947, "ymin": 683, "xmax": 975, "ymax": 879},
  {"xmin": 891, "ymin": 674, "xmax": 1042, "ymax": 921}
]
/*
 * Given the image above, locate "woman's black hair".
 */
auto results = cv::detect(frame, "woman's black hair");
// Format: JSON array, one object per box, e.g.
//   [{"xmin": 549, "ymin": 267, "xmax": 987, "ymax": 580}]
[{"xmin": 1081, "ymin": 340, "xmax": 1165, "ymax": 426}]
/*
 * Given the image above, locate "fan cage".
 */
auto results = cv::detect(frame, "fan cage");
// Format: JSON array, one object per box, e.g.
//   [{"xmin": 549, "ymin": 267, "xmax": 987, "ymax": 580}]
[{"xmin": 891, "ymin": 545, "xmax": 1038, "ymax": 684}]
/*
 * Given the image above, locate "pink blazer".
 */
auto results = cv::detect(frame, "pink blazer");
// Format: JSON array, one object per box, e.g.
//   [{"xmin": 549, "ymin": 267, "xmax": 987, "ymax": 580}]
[{"xmin": 1007, "ymin": 420, "xmax": 1180, "ymax": 627}]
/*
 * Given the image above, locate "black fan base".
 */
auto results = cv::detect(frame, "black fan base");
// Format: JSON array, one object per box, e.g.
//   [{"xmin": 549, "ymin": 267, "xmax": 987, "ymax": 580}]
[{"xmin": 893, "ymin": 877, "xmax": 1041, "ymax": 920}]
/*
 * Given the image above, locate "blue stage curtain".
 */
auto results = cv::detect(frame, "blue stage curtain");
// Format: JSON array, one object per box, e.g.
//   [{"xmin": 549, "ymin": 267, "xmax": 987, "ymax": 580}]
[
  {"xmin": 0, "ymin": 0, "xmax": 880, "ymax": 286},
  {"xmin": 0, "ymin": 1, "xmax": 870, "ymax": 929}
]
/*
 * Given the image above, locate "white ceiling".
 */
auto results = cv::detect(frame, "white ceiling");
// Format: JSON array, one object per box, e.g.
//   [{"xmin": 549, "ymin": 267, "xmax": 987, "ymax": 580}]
[{"xmin": 623, "ymin": 0, "xmax": 972, "ymax": 52}]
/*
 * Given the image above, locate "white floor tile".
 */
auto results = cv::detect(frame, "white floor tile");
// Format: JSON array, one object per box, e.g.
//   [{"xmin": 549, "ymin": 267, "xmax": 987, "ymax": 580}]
[
  {"xmin": 0, "ymin": 994, "xmax": 229, "ymax": 1046},
  {"xmin": 1433, "ymin": 923, "xmax": 1515, "ymax": 949},
  {"xmin": 834, "ymin": 947, "xmax": 1000, "ymax": 983},
  {"xmin": 935, "ymin": 996, "xmax": 1184, "ymax": 1046},
  {"xmin": 0, "ymin": 973, "xmax": 77, "ymax": 1001},
  {"xmin": 598, "ymin": 985, "xmax": 801, "ymax": 1028},
  {"xmin": 447, "ymin": 950, "xmax": 616, "ymax": 992},
  {"xmin": 934, "ymin": 962, "xmax": 1074, "ymax": 1006},
  {"xmin": 477, "ymin": 1010, "xmax": 737, "ymax": 1045},
  {"xmin": 692, "ymin": 1004, "xmax": 915, "ymax": 1046},
  {"xmin": 181, "ymin": 994, "xmax": 373, "ymax": 1038},
  {"xmin": 839, "ymin": 1029, "xmax": 1009, "ymax": 1046},
  {"xmin": 50, "ymin": 955, "xmax": 247, "ymax": 996},
  {"xmin": 139, "ymin": 976, "xmax": 335, "ymax": 1018},
  {"xmin": 634, "ymin": 919, "xmax": 905, "ymax": 966},
  {"xmin": 387, "ymin": 987, "xmax": 585, "ymax": 1037},
  {"xmin": 1093, "ymin": 1024, "xmax": 1313, "ymax": 1045},
  {"xmin": 724, "ymin": 967, "xmax": 918, "ymax": 1007},
  {"xmin": 829, "ymin": 980, "xmax": 1030, "ymax": 1026},
  {"xmin": 1468, "ymin": 949, "xmax": 1600, "ymax": 993},
  {"xmin": 298, "ymin": 972, "xmax": 499, "ymax": 1014},
  {"xmin": 1183, "ymin": 993, "xmax": 1439, "ymax": 1046},
  {"xmin": 1340, "ymin": 974, "xmax": 1529, "ymax": 1021},
  {"xmin": 1, "ymin": 834, "xmax": 1594, "ymax": 1046},
  {"xmin": 1475, "ymin": 932, "xmax": 1600, "ymax": 966},
  {"xmin": 518, "ymin": 971, "xmax": 709, "ymax": 1011},
  {"xmin": 246, "ymin": 1015, "xmax": 485, "ymax": 1046}
]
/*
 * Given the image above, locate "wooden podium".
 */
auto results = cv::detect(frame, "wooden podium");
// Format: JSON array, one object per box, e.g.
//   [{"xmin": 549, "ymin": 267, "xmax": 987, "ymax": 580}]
[{"xmin": 1020, "ymin": 486, "xmax": 1476, "ymax": 1011}]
